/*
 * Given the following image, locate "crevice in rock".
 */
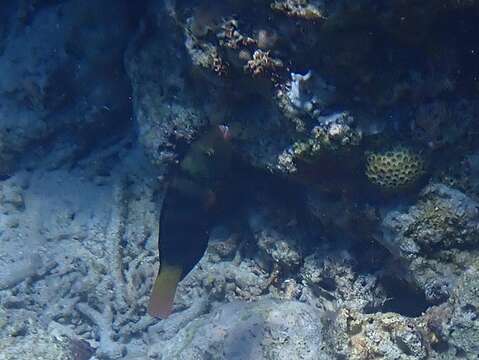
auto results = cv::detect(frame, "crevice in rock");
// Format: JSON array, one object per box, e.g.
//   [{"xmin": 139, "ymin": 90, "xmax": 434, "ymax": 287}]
[{"xmin": 380, "ymin": 276, "xmax": 429, "ymax": 317}]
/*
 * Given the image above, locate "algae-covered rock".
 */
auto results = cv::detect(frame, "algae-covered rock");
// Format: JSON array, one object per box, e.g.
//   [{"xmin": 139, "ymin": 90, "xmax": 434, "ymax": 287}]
[
  {"xmin": 383, "ymin": 184, "xmax": 479, "ymax": 252},
  {"xmin": 0, "ymin": 311, "xmax": 81, "ymax": 360},
  {"xmin": 446, "ymin": 267, "xmax": 479, "ymax": 357},
  {"xmin": 147, "ymin": 300, "xmax": 330, "ymax": 360},
  {"xmin": 0, "ymin": 0, "xmax": 135, "ymax": 173},
  {"xmin": 323, "ymin": 308, "xmax": 428, "ymax": 360},
  {"xmin": 301, "ymin": 251, "xmax": 387, "ymax": 312},
  {"xmin": 278, "ymin": 111, "xmax": 362, "ymax": 174},
  {"xmin": 380, "ymin": 184, "xmax": 479, "ymax": 303},
  {"xmin": 419, "ymin": 265, "xmax": 479, "ymax": 359},
  {"xmin": 248, "ymin": 207, "xmax": 305, "ymax": 272},
  {"xmin": 126, "ymin": 22, "xmax": 208, "ymax": 170},
  {"xmin": 0, "ymin": 331, "xmax": 74, "ymax": 360}
]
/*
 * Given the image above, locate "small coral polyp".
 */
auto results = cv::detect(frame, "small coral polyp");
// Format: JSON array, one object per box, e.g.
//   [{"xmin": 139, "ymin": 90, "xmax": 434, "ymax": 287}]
[{"xmin": 366, "ymin": 146, "xmax": 426, "ymax": 192}]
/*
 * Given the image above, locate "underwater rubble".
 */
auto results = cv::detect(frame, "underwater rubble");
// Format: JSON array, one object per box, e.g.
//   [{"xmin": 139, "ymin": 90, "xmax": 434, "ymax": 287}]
[{"xmin": 1, "ymin": 0, "xmax": 479, "ymax": 359}]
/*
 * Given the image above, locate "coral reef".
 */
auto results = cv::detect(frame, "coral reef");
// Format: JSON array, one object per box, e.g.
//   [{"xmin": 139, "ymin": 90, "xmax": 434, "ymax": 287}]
[
  {"xmin": 1, "ymin": 0, "xmax": 479, "ymax": 359},
  {"xmin": 366, "ymin": 146, "xmax": 426, "ymax": 192}
]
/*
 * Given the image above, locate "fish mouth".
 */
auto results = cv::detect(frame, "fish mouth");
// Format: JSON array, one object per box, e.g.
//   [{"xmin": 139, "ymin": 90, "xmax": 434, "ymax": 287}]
[{"xmin": 218, "ymin": 125, "xmax": 232, "ymax": 141}]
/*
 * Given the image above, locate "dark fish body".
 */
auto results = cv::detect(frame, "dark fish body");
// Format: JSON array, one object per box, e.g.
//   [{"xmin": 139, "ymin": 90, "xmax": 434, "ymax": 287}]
[
  {"xmin": 148, "ymin": 125, "xmax": 232, "ymax": 318},
  {"xmin": 159, "ymin": 180, "xmax": 212, "ymax": 278}
]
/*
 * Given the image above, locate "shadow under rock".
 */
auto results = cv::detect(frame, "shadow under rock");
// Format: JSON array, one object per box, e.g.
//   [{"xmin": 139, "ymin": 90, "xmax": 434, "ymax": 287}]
[{"xmin": 380, "ymin": 275, "xmax": 429, "ymax": 318}]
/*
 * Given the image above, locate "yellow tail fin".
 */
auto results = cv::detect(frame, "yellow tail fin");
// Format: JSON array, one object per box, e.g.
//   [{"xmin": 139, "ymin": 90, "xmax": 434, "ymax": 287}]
[{"xmin": 147, "ymin": 264, "xmax": 183, "ymax": 319}]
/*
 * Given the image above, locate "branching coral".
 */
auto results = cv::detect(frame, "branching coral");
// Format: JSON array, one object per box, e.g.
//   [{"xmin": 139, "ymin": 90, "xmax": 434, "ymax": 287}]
[
  {"xmin": 276, "ymin": 71, "xmax": 336, "ymax": 131},
  {"xmin": 76, "ymin": 302, "xmax": 125, "ymax": 358},
  {"xmin": 184, "ymin": 37, "xmax": 228, "ymax": 76},
  {"xmin": 244, "ymin": 49, "xmax": 283, "ymax": 78},
  {"xmin": 217, "ymin": 19, "xmax": 257, "ymax": 50}
]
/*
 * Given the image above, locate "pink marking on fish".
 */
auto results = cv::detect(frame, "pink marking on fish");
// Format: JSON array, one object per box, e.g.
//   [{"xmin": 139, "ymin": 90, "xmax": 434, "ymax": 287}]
[{"xmin": 218, "ymin": 125, "xmax": 232, "ymax": 141}]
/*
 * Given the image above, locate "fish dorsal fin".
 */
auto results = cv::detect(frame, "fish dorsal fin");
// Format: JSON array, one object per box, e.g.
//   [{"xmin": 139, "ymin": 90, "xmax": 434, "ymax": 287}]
[{"xmin": 148, "ymin": 264, "xmax": 183, "ymax": 319}]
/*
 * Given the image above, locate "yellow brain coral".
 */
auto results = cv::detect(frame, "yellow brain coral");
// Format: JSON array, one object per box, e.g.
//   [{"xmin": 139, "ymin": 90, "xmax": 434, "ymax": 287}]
[{"xmin": 365, "ymin": 146, "xmax": 426, "ymax": 191}]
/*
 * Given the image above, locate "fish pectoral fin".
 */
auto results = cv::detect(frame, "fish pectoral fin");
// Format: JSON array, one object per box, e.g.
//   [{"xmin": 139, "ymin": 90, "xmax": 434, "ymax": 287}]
[{"xmin": 147, "ymin": 264, "xmax": 183, "ymax": 319}]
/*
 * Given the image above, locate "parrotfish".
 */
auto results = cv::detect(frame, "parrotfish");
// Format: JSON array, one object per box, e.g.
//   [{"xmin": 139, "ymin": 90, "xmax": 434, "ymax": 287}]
[{"xmin": 148, "ymin": 125, "xmax": 232, "ymax": 319}]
